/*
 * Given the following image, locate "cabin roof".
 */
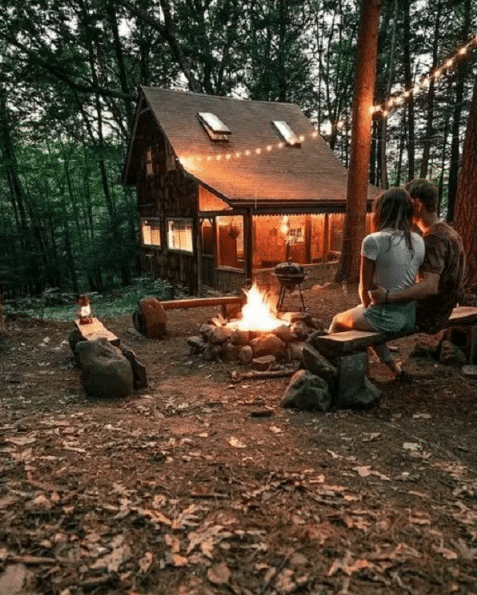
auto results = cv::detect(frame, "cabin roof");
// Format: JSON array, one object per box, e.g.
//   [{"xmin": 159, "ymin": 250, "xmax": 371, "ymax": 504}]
[{"xmin": 123, "ymin": 87, "xmax": 378, "ymax": 208}]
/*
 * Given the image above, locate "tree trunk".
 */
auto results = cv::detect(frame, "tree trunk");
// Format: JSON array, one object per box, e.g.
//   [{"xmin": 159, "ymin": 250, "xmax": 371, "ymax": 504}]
[
  {"xmin": 419, "ymin": 0, "xmax": 442, "ymax": 179},
  {"xmin": 446, "ymin": 0, "xmax": 471, "ymax": 223},
  {"xmin": 379, "ymin": 0, "xmax": 398, "ymax": 189},
  {"xmin": 401, "ymin": 0, "xmax": 415, "ymax": 181},
  {"xmin": 335, "ymin": 0, "xmax": 381, "ymax": 284},
  {"xmin": 454, "ymin": 76, "xmax": 477, "ymax": 289}
]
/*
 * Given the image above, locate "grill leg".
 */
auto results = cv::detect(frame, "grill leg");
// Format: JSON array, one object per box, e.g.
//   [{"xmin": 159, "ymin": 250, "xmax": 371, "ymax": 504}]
[{"xmin": 276, "ymin": 285, "xmax": 287, "ymax": 312}]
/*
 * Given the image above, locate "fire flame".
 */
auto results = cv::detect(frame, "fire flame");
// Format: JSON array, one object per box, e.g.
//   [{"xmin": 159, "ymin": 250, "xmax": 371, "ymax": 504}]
[{"xmin": 233, "ymin": 284, "xmax": 283, "ymax": 332}]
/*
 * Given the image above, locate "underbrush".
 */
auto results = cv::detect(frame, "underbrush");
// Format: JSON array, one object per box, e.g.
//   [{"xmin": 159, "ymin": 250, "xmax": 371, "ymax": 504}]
[{"xmin": 3, "ymin": 276, "xmax": 188, "ymax": 322}]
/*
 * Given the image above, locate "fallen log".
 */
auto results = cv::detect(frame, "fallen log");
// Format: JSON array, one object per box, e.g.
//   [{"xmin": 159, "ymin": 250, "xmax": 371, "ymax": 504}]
[
  {"xmin": 160, "ymin": 296, "xmax": 245, "ymax": 318},
  {"xmin": 230, "ymin": 368, "xmax": 297, "ymax": 381}
]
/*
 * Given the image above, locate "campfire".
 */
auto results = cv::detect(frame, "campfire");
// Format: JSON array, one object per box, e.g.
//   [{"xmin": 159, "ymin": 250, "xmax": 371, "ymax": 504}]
[
  {"xmin": 228, "ymin": 284, "xmax": 284, "ymax": 332},
  {"xmin": 188, "ymin": 284, "xmax": 324, "ymax": 368}
]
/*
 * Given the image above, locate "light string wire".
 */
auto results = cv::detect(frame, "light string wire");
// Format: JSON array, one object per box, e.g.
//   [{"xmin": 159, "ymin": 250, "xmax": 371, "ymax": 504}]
[{"xmin": 180, "ymin": 33, "xmax": 477, "ymax": 166}]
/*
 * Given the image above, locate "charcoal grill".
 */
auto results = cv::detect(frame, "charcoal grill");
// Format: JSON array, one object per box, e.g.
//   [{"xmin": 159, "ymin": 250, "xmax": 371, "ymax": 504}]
[{"xmin": 274, "ymin": 259, "xmax": 307, "ymax": 312}]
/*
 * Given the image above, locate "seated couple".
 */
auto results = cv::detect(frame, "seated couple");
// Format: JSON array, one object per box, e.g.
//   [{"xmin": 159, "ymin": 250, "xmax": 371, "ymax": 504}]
[{"xmin": 329, "ymin": 179, "xmax": 465, "ymax": 380}]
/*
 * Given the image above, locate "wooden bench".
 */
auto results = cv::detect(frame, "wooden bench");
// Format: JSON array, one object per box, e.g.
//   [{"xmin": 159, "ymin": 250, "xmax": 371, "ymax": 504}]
[
  {"xmin": 73, "ymin": 317, "xmax": 147, "ymax": 389},
  {"xmin": 312, "ymin": 306, "xmax": 477, "ymax": 408},
  {"xmin": 159, "ymin": 295, "xmax": 245, "ymax": 319},
  {"xmin": 315, "ymin": 306, "xmax": 477, "ymax": 359},
  {"xmin": 74, "ymin": 317, "xmax": 120, "ymax": 346}
]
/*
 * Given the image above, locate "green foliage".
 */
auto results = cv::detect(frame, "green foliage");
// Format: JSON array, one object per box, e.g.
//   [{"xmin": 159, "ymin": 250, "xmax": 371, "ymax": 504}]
[
  {"xmin": 0, "ymin": 0, "xmax": 476, "ymax": 297},
  {"xmin": 2, "ymin": 275, "xmax": 184, "ymax": 321}
]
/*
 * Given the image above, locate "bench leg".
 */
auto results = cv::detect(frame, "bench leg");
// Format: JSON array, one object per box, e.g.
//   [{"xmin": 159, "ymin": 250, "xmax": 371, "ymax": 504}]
[{"xmin": 335, "ymin": 351, "xmax": 381, "ymax": 409}]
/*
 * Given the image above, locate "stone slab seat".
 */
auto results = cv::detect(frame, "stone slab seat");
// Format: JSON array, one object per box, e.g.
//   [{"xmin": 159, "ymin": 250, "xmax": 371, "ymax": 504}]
[
  {"xmin": 315, "ymin": 306, "xmax": 477, "ymax": 359},
  {"xmin": 307, "ymin": 306, "xmax": 477, "ymax": 410}
]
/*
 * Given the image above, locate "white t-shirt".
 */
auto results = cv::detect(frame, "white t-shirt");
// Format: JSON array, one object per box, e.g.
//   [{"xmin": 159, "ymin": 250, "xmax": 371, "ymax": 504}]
[{"xmin": 361, "ymin": 230, "xmax": 425, "ymax": 292}]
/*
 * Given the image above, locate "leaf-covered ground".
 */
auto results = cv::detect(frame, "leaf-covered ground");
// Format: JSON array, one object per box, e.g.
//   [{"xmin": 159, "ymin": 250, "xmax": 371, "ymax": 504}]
[{"xmin": 1, "ymin": 285, "xmax": 477, "ymax": 595}]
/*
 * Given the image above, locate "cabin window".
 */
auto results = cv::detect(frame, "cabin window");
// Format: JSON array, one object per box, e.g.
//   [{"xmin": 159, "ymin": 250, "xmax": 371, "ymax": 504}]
[
  {"xmin": 167, "ymin": 219, "xmax": 194, "ymax": 253},
  {"xmin": 145, "ymin": 147, "xmax": 154, "ymax": 176},
  {"xmin": 197, "ymin": 112, "xmax": 231, "ymax": 142},
  {"xmin": 141, "ymin": 219, "xmax": 161, "ymax": 247},
  {"xmin": 271, "ymin": 121, "xmax": 301, "ymax": 147}
]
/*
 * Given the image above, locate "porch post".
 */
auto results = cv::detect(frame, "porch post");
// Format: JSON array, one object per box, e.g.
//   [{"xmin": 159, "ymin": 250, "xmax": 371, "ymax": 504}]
[{"xmin": 244, "ymin": 210, "xmax": 253, "ymax": 287}]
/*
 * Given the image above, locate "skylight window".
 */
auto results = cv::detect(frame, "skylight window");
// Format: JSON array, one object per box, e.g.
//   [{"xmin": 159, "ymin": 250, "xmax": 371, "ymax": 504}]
[
  {"xmin": 197, "ymin": 112, "xmax": 231, "ymax": 141},
  {"xmin": 271, "ymin": 121, "xmax": 301, "ymax": 147}
]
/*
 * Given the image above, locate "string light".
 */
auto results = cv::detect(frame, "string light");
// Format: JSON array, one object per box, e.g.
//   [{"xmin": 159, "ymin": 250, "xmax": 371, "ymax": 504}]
[{"xmin": 177, "ymin": 32, "xmax": 477, "ymax": 167}]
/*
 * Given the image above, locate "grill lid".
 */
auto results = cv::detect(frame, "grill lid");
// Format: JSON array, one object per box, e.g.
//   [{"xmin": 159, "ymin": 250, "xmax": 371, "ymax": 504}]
[{"xmin": 274, "ymin": 259, "xmax": 306, "ymax": 281}]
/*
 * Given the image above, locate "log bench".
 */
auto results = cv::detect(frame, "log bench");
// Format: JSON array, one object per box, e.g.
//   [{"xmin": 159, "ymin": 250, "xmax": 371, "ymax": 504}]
[
  {"xmin": 134, "ymin": 295, "xmax": 246, "ymax": 338},
  {"xmin": 74, "ymin": 317, "xmax": 120, "ymax": 346},
  {"xmin": 73, "ymin": 317, "xmax": 147, "ymax": 389},
  {"xmin": 159, "ymin": 296, "xmax": 245, "ymax": 319},
  {"xmin": 313, "ymin": 306, "xmax": 477, "ymax": 408}
]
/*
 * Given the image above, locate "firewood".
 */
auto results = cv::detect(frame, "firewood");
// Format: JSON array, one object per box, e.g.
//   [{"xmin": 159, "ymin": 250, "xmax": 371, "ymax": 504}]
[{"xmin": 230, "ymin": 368, "xmax": 296, "ymax": 381}]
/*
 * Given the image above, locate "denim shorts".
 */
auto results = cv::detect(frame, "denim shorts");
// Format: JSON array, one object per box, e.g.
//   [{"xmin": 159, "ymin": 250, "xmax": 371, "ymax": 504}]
[{"xmin": 362, "ymin": 301, "xmax": 416, "ymax": 334}]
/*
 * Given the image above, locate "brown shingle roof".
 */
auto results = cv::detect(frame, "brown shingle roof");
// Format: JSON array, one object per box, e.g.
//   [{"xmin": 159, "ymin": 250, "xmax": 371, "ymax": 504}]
[{"xmin": 125, "ymin": 87, "xmax": 378, "ymax": 209}]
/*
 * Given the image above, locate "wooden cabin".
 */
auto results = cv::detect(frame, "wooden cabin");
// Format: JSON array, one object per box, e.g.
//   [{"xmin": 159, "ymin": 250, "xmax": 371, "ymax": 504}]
[{"xmin": 122, "ymin": 87, "xmax": 377, "ymax": 295}]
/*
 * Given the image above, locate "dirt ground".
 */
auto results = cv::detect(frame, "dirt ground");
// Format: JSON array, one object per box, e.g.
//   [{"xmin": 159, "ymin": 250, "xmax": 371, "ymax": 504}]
[{"xmin": 1, "ymin": 284, "xmax": 477, "ymax": 595}]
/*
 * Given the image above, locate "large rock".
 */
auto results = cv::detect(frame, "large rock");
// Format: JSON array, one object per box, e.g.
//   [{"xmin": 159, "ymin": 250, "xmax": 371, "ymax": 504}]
[
  {"xmin": 250, "ymin": 333, "xmax": 286, "ymax": 359},
  {"xmin": 333, "ymin": 352, "xmax": 381, "ymax": 409},
  {"xmin": 282, "ymin": 369, "xmax": 332, "ymax": 412},
  {"xmin": 222, "ymin": 341, "xmax": 241, "ymax": 361},
  {"xmin": 75, "ymin": 338, "xmax": 134, "ymax": 398},
  {"xmin": 273, "ymin": 324, "xmax": 298, "ymax": 343},
  {"xmin": 230, "ymin": 329, "xmax": 251, "ymax": 346},
  {"xmin": 238, "ymin": 345, "xmax": 253, "ymax": 365},
  {"xmin": 290, "ymin": 320, "xmax": 313, "ymax": 341},
  {"xmin": 340, "ymin": 377, "xmax": 381, "ymax": 410},
  {"xmin": 301, "ymin": 343, "xmax": 337, "ymax": 386},
  {"xmin": 438, "ymin": 339, "xmax": 467, "ymax": 366},
  {"xmin": 252, "ymin": 355, "xmax": 277, "ymax": 371},
  {"xmin": 137, "ymin": 297, "xmax": 167, "ymax": 338}
]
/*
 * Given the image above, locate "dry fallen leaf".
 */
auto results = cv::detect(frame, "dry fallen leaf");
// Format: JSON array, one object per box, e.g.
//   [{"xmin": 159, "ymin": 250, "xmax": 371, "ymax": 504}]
[
  {"xmin": 139, "ymin": 551, "xmax": 154, "ymax": 573},
  {"xmin": 167, "ymin": 553, "xmax": 188, "ymax": 567},
  {"xmin": 432, "ymin": 545, "xmax": 458, "ymax": 560},
  {"xmin": 229, "ymin": 437, "xmax": 246, "ymax": 448},
  {"xmin": 207, "ymin": 562, "xmax": 231, "ymax": 585}
]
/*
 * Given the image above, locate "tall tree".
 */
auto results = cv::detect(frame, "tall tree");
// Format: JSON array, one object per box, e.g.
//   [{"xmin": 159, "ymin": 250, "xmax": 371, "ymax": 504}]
[
  {"xmin": 335, "ymin": 0, "xmax": 381, "ymax": 284},
  {"xmin": 454, "ymin": 75, "xmax": 477, "ymax": 290},
  {"xmin": 446, "ymin": 0, "xmax": 472, "ymax": 223}
]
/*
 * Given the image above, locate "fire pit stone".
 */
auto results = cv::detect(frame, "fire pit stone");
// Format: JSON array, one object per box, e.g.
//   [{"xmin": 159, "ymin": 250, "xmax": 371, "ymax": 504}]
[
  {"xmin": 250, "ymin": 334, "xmax": 286, "ymax": 359},
  {"xmin": 230, "ymin": 329, "xmax": 251, "ymax": 346}
]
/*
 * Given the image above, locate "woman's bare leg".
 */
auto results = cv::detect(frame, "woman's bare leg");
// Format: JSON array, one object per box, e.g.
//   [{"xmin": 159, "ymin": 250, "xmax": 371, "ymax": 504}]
[
  {"xmin": 329, "ymin": 306, "xmax": 403, "ymax": 377},
  {"xmin": 328, "ymin": 305, "xmax": 375, "ymax": 333}
]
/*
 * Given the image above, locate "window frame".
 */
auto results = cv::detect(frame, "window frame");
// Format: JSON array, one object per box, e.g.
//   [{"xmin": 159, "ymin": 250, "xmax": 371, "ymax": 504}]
[
  {"xmin": 141, "ymin": 218, "xmax": 162, "ymax": 249},
  {"xmin": 270, "ymin": 120, "xmax": 301, "ymax": 147},
  {"xmin": 166, "ymin": 217, "xmax": 194, "ymax": 254}
]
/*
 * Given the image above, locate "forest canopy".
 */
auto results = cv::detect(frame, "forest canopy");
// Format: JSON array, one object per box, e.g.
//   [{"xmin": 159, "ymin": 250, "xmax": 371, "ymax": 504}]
[{"xmin": 0, "ymin": 0, "xmax": 476, "ymax": 298}]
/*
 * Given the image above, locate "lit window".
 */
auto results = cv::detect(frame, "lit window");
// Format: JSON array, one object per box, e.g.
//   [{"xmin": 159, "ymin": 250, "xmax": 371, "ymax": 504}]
[
  {"xmin": 197, "ymin": 112, "xmax": 231, "ymax": 142},
  {"xmin": 271, "ymin": 121, "xmax": 301, "ymax": 147},
  {"xmin": 145, "ymin": 147, "xmax": 154, "ymax": 176},
  {"xmin": 141, "ymin": 220, "xmax": 161, "ymax": 247},
  {"xmin": 167, "ymin": 219, "xmax": 194, "ymax": 253}
]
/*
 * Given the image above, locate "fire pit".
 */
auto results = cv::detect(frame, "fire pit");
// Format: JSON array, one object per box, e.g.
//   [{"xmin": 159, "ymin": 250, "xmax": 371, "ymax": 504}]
[
  {"xmin": 186, "ymin": 283, "xmax": 323, "ymax": 370},
  {"xmin": 274, "ymin": 259, "xmax": 307, "ymax": 312}
]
